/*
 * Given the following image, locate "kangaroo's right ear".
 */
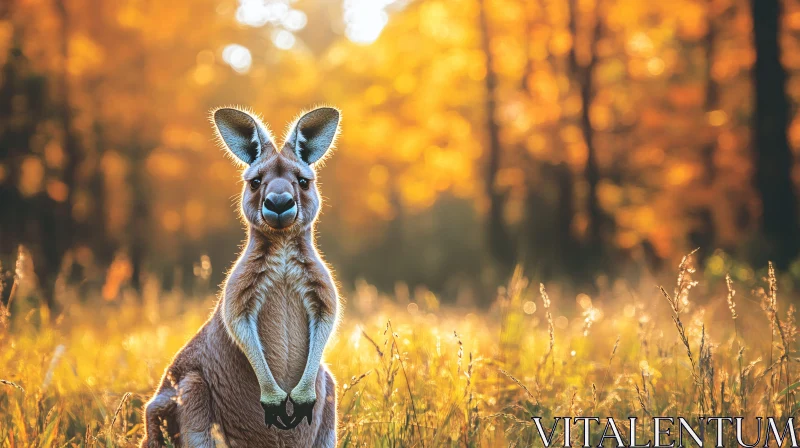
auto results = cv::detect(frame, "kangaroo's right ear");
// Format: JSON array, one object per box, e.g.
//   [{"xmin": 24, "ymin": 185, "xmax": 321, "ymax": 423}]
[{"xmin": 213, "ymin": 108, "xmax": 270, "ymax": 165}]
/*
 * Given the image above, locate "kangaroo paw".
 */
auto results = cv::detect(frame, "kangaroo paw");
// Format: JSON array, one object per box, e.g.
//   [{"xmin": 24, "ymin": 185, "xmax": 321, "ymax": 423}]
[
  {"xmin": 261, "ymin": 397, "xmax": 293, "ymax": 430},
  {"xmin": 287, "ymin": 395, "xmax": 315, "ymax": 426}
]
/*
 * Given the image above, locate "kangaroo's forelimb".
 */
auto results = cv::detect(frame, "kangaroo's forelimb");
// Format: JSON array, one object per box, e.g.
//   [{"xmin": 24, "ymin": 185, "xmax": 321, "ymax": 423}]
[
  {"xmin": 222, "ymin": 279, "xmax": 290, "ymax": 427},
  {"xmin": 288, "ymin": 283, "xmax": 337, "ymax": 425}
]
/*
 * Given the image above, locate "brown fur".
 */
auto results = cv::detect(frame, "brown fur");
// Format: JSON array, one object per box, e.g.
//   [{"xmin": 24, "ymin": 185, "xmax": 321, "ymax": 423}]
[{"xmin": 141, "ymin": 108, "xmax": 340, "ymax": 448}]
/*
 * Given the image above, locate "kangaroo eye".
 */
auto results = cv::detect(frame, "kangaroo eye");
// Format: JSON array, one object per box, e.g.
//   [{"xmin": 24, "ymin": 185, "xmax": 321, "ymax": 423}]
[
  {"xmin": 249, "ymin": 178, "xmax": 262, "ymax": 190},
  {"xmin": 298, "ymin": 177, "xmax": 310, "ymax": 190}
]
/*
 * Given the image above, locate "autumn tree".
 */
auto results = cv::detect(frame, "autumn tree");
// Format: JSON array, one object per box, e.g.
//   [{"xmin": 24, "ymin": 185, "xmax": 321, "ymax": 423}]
[
  {"xmin": 478, "ymin": 0, "xmax": 515, "ymax": 271},
  {"xmin": 752, "ymin": 0, "xmax": 799, "ymax": 268}
]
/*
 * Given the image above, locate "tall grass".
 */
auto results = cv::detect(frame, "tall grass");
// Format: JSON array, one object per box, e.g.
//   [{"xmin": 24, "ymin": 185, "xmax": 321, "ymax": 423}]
[{"xmin": 0, "ymin": 252, "xmax": 798, "ymax": 446}]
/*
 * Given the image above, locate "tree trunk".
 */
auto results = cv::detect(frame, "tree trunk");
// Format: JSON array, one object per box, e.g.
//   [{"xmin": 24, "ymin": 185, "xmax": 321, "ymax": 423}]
[
  {"xmin": 34, "ymin": 0, "xmax": 81, "ymax": 315},
  {"xmin": 129, "ymin": 143, "xmax": 149, "ymax": 294},
  {"xmin": 690, "ymin": 2, "xmax": 720, "ymax": 259},
  {"xmin": 752, "ymin": 0, "xmax": 799, "ymax": 268},
  {"xmin": 518, "ymin": 0, "xmax": 579, "ymax": 277},
  {"xmin": 477, "ymin": 0, "xmax": 514, "ymax": 270},
  {"xmin": 569, "ymin": 0, "xmax": 608, "ymax": 263}
]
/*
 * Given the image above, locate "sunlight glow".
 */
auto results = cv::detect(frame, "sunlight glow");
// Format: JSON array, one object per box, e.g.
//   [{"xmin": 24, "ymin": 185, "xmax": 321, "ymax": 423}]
[
  {"xmin": 283, "ymin": 9, "xmax": 308, "ymax": 31},
  {"xmin": 235, "ymin": 0, "xmax": 307, "ymax": 50},
  {"xmin": 343, "ymin": 0, "xmax": 401, "ymax": 44},
  {"xmin": 272, "ymin": 29, "xmax": 296, "ymax": 50},
  {"xmin": 222, "ymin": 44, "xmax": 252, "ymax": 73}
]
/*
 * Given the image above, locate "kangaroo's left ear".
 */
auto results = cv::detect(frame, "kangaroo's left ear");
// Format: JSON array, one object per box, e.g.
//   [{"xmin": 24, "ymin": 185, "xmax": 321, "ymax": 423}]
[{"xmin": 288, "ymin": 107, "xmax": 340, "ymax": 165}]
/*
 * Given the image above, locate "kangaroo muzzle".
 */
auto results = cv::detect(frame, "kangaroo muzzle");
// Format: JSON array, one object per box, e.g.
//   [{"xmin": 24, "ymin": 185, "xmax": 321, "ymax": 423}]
[{"xmin": 262, "ymin": 191, "xmax": 297, "ymax": 229}]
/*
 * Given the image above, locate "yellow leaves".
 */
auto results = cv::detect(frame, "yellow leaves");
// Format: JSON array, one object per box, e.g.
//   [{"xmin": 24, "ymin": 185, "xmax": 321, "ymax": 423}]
[
  {"xmin": 161, "ymin": 125, "xmax": 206, "ymax": 150},
  {"xmin": 19, "ymin": 156, "xmax": 44, "ymax": 197},
  {"xmin": 631, "ymin": 145, "xmax": 665, "ymax": 167},
  {"xmin": 393, "ymin": 73, "xmax": 416, "ymax": 94},
  {"xmin": 667, "ymin": 85, "xmax": 704, "ymax": 108},
  {"xmin": 589, "ymin": 103, "xmax": 612, "ymax": 131},
  {"xmin": 185, "ymin": 199, "xmax": 205, "ymax": 225},
  {"xmin": 68, "ymin": 34, "xmax": 104, "ymax": 76},
  {"xmin": 117, "ymin": 4, "xmax": 145, "ymax": 29},
  {"xmin": 493, "ymin": 36, "xmax": 526, "ymax": 76},
  {"xmin": 44, "ymin": 140, "xmax": 64, "ymax": 169},
  {"xmin": 161, "ymin": 210, "xmax": 181, "ymax": 233},
  {"xmin": 365, "ymin": 85, "xmax": 388, "ymax": 106},
  {"xmin": 525, "ymin": 134, "xmax": 548, "ymax": 158},
  {"xmin": 707, "ymin": 110, "xmax": 727, "ymax": 127},
  {"xmin": 401, "ymin": 178, "xmax": 436, "ymax": 209},
  {"xmin": 628, "ymin": 58, "xmax": 664, "ymax": 79},
  {"xmin": 615, "ymin": 206, "xmax": 658, "ymax": 249},
  {"xmin": 369, "ymin": 165, "xmax": 389, "ymax": 187},
  {"xmin": 192, "ymin": 64, "xmax": 216, "ymax": 86},
  {"xmin": 528, "ymin": 69, "xmax": 561, "ymax": 105},
  {"xmin": 418, "ymin": 3, "xmax": 452, "ymax": 45},
  {"xmin": 395, "ymin": 130, "xmax": 424, "ymax": 162},
  {"xmin": 0, "ymin": 20, "xmax": 13, "ymax": 66},
  {"xmin": 560, "ymin": 125, "xmax": 583, "ymax": 145},
  {"xmin": 675, "ymin": 2, "xmax": 707, "ymax": 40},
  {"xmin": 567, "ymin": 143, "xmax": 587, "ymax": 168},
  {"xmin": 563, "ymin": 94, "xmax": 583, "ymax": 117},
  {"xmin": 467, "ymin": 53, "xmax": 487, "ymax": 81},
  {"xmin": 367, "ymin": 193, "xmax": 392, "ymax": 218},
  {"xmin": 597, "ymin": 181, "xmax": 623, "ymax": 210},
  {"xmin": 667, "ymin": 162, "xmax": 698, "ymax": 186},
  {"xmin": 102, "ymin": 254, "xmax": 133, "ymax": 301},
  {"xmin": 790, "ymin": 117, "xmax": 800, "ymax": 150},
  {"xmin": 606, "ymin": 0, "xmax": 644, "ymax": 31},
  {"xmin": 640, "ymin": 107, "xmax": 667, "ymax": 129},
  {"xmin": 46, "ymin": 180, "xmax": 68, "ymax": 203},
  {"xmin": 549, "ymin": 30, "xmax": 573, "ymax": 57},
  {"xmin": 645, "ymin": 57, "xmax": 665, "ymax": 76},
  {"xmin": 788, "ymin": 11, "xmax": 800, "ymax": 31},
  {"xmin": 626, "ymin": 32, "xmax": 654, "ymax": 57},
  {"xmin": 496, "ymin": 167, "xmax": 524, "ymax": 189},
  {"xmin": 146, "ymin": 152, "xmax": 185, "ymax": 179},
  {"xmin": 632, "ymin": 207, "xmax": 656, "ymax": 231},
  {"xmin": 277, "ymin": 57, "xmax": 321, "ymax": 96},
  {"xmin": 616, "ymin": 230, "xmax": 640, "ymax": 249},
  {"xmin": 184, "ymin": 199, "xmax": 206, "ymax": 239}
]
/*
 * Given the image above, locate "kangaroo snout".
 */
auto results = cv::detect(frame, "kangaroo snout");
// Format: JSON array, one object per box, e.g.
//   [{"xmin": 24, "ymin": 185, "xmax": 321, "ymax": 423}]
[
  {"xmin": 265, "ymin": 192, "xmax": 295, "ymax": 214},
  {"xmin": 262, "ymin": 190, "xmax": 297, "ymax": 229}
]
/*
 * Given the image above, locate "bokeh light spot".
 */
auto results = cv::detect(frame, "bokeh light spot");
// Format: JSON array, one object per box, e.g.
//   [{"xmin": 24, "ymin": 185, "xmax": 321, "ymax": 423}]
[{"xmin": 222, "ymin": 44, "xmax": 252, "ymax": 73}]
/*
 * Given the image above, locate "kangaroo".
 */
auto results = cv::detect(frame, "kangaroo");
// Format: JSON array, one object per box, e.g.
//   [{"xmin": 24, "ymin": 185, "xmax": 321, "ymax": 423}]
[{"xmin": 140, "ymin": 106, "xmax": 342, "ymax": 448}]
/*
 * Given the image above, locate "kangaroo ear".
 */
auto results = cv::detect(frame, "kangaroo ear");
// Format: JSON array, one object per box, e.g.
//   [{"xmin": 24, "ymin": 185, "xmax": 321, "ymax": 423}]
[
  {"xmin": 213, "ymin": 108, "xmax": 267, "ymax": 165},
  {"xmin": 289, "ymin": 107, "xmax": 340, "ymax": 165}
]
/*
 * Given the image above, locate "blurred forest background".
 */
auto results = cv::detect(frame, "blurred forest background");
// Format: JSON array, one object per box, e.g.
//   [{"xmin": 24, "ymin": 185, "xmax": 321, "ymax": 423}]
[{"xmin": 2, "ymin": 0, "xmax": 800, "ymax": 310}]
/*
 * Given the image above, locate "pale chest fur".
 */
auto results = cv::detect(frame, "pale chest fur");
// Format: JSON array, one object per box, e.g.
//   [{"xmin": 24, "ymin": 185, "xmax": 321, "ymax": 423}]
[
  {"xmin": 260, "ymin": 241, "xmax": 311, "ymax": 305},
  {"xmin": 254, "ymin": 240, "xmax": 314, "ymax": 387}
]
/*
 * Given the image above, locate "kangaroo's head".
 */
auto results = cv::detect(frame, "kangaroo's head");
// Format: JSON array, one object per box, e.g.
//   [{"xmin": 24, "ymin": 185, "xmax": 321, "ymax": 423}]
[{"xmin": 212, "ymin": 106, "xmax": 340, "ymax": 236}]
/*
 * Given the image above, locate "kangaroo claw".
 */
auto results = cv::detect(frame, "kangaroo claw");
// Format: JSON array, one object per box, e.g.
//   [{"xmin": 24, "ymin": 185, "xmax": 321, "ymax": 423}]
[
  {"xmin": 261, "ymin": 398, "xmax": 293, "ymax": 430},
  {"xmin": 288, "ymin": 396, "xmax": 315, "ymax": 426}
]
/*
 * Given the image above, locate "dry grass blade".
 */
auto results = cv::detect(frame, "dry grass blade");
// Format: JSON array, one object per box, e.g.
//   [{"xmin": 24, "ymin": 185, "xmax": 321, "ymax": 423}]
[
  {"xmin": 499, "ymin": 369, "xmax": 536, "ymax": 402},
  {"xmin": 386, "ymin": 320, "xmax": 424, "ymax": 447},
  {"xmin": 633, "ymin": 382, "xmax": 651, "ymax": 417},
  {"xmin": 659, "ymin": 286, "xmax": 697, "ymax": 374},
  {"xmin": 109, "ymin": 392, "xmax": 131, "ymax": 431},
  {"xmin": 725, "ymin": 274, "xmax": 737, "ymax": 321},
  {"xmin": 361, "ymin": 329, "xmax": 384, "ymax": 358},
  {"xmin": 342, "ymin": 370, "xmax": 371, "ymax": 395},
  {"xmin": 0, "ymin": 379, "xmax": 25, "ymax": 393},
  {"xmin": 539, "ymin": 283, "xmax": 554, "ymax": 354}
]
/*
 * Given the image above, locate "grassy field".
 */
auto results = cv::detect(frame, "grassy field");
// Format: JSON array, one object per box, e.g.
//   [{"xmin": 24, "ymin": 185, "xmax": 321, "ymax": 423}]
[{"xmin": 1, "ymin": 254, "xmax": 798, "ymax": 447}]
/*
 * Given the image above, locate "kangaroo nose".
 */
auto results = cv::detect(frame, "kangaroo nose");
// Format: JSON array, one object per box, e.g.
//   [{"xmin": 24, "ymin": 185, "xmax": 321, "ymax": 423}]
[{"xmin": 264, "ymin": 192, "xmax": 295, "ymax": 215}]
